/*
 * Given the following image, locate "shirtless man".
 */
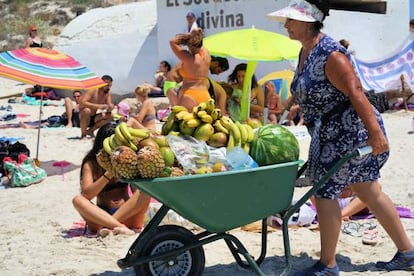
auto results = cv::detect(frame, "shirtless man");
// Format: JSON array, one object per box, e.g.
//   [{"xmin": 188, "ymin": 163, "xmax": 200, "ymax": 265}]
[
  {"xmin": 207, "ymin": 56, "xmax": 230, "ymax": 114},
  {"xmin": 64, "ymin": 90, "xmax": 81, "ymax": 128},
  {"xmin": 79, "ymin": 75, "xmax": 115, "ymax": 139}
]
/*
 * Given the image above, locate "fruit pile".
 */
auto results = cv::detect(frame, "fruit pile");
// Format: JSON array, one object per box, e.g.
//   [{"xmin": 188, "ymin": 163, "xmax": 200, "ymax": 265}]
[
  {"xmin": 161, "ymin": 99, "xmax": 255, "ymax": 153},
  {"xmin": 96, "ymin": 101, "xmax": 300, "ymax": 180},
  {"xmin": 96, "ymin": 122, "xmax": 184, "ymax": 180}
]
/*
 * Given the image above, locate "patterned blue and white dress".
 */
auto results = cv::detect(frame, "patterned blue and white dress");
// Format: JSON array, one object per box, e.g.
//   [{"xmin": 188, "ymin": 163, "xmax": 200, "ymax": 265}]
[{"xmin": 291, "ymin": 34, "xmax": 389, "ymax": 199}]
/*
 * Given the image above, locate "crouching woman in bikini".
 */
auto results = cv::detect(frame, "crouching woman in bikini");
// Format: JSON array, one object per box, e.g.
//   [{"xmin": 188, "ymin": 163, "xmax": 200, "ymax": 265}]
[
  {"xmin": 72, "ymin": 123, "xmax": 150, "ymax": 237},
  {"xmin": 168, "ymin": 28, "xmax": 211, "ymax": 111}
]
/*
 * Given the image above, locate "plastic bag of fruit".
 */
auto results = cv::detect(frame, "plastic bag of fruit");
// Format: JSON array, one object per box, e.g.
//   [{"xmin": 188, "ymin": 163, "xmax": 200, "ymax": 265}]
[{"xmin": 167, "ymin": 135, "xmax": 210, "ymax": 173}]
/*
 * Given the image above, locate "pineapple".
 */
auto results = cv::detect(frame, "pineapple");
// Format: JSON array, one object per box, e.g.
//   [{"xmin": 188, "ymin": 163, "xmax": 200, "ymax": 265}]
[
  {"xmin": 136, "ymin": 146, "xmax": 165, "ymax": 178},
  {"xmin": 110, "ymin": 146, "xmax": 140, "ymax": 179},
  {"xmin": 96, "ymin": 149, "xmax": 115, "ymax": 175},
  {"xmin": 160, "ymin": 167, "xmax": 185, "ymax": 177}
]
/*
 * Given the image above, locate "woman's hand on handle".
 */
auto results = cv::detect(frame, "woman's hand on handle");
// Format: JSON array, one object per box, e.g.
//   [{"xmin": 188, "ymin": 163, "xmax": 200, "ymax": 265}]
[{"xmin": 367, "ymin": 131, "xmax": 389, "ymax": 156}]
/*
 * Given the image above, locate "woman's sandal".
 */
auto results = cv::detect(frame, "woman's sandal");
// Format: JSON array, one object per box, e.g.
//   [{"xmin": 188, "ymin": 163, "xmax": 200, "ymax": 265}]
[
  {"xmin": 362, "ymin": 228, "xmax": 379, "ymax": 245},
  {"xmin": 341, "ymin": 221, "xmax": 362, "ymax": 237}
]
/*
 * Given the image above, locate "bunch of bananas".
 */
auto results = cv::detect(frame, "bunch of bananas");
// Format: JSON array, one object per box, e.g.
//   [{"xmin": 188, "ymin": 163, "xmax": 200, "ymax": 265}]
[
  {"xmin": 218, "ymin": 115, "xmax": 255, "ymax": 152},
  {"xmin": 103, "ymin": 122, "xmax": 150, "ymax": 154},
  {"xmin": 161, "ymin": 99, "xmax": 255, "ymax": 153}
]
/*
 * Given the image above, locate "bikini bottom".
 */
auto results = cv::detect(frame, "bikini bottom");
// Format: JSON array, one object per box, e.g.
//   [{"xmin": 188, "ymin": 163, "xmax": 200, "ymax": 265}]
[{"xmin": 182, "ymin": 89, "xmax": 211, "ymax": 104}]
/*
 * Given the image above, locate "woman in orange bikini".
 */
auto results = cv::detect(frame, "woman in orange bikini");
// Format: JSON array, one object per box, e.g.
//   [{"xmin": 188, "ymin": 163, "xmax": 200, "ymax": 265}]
[{"xmin": 169, "ymin": 28, "xmax": 211, "ymax": 111}]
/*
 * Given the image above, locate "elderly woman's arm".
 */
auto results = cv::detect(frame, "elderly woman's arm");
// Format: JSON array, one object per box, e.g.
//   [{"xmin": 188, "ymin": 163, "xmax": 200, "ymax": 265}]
[{"xmin": 326, "ymin": 51, "xmax": 388, "ymax": 155}]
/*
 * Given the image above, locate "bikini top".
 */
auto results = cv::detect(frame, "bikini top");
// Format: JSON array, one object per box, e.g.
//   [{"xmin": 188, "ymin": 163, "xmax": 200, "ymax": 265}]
[
  {"xmin": 142, "ymin": 114, "xmax": 156, "ymax": 123},
  {"xmin": 179, "ymin": 66, "xmax": 205, "ymax": 80},
  {"xmin": 179, "ymin": 50, "xmax": 208, "ymax": 81},
  {"xmin": 207, "ymin": 78, "xmax": 215, "ymax": 99},
  {"xmin": 30, "ymin": 40, "xmax": 43, "ymax": 48}
]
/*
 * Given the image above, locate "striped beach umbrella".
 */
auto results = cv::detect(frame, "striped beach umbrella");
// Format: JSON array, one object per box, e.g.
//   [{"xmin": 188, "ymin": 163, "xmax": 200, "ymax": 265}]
[
  {"xmin": 0, "ymin": 47, "xmax": 107, "ymax": 162},
  {"xmin": 0, "ymin": 47, "xmax": 105, "ymax": 90}
]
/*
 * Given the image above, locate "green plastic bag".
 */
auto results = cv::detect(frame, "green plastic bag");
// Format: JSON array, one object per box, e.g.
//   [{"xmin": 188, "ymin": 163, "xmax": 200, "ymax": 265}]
[{"xmin": 3, "ymin": 157, "xmax": 47, "ymax": 187}]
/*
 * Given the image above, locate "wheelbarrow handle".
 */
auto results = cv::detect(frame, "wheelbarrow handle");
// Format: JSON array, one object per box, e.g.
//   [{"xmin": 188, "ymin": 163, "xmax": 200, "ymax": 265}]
[{"xmin": 357, "ymin": 146, "xmax": 372, "ymax": 157}]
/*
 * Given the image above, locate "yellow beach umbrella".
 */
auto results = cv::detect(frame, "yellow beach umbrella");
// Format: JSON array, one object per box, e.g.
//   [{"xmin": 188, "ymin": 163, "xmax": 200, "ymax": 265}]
[{"xmin": 204, "ymin": 26, "xmax": 300, "ymax": 121}]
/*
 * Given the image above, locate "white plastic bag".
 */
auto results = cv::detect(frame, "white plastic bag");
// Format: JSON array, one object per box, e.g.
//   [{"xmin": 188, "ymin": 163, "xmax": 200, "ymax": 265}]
[
  {"xmin": 167, "ymin": 135, "xmax": 210, "ymax": 173},
  {"xmin": 267, "ymin": 200, "xmax": 316, "ymax": 227}
]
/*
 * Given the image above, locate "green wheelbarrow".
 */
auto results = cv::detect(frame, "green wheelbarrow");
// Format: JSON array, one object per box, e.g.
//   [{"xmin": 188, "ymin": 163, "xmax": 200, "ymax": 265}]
[{"xmin": 117, "ymin": 146, "xmax": 372, "ymax": 275}]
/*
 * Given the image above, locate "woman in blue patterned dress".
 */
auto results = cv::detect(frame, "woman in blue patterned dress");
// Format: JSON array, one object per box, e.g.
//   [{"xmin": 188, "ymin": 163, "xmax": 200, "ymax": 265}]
[{"xmin": 268, "ymin": 0, "xmax": 413, "ymax": 275}]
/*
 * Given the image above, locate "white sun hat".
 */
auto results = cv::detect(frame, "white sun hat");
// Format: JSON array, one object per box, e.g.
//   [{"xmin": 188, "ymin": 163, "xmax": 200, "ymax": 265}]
[{"xmin": 267, "ymin": 0, "xmax": 324, "ymax": 23}]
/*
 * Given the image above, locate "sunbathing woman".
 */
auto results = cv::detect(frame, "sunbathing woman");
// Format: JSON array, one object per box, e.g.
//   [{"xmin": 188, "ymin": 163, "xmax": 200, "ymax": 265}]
[
  {"xmin": 127, "ymin": 85, "xmax": 157, "ymax": 132},
  {"xmin": 169, "ymin": 28, "xmax": 211, "ymax": 111},
  {"xmin": 227, "ymin": 63, "xmax": 265, "ymax": 122},
  {"xmin": 163, "ymin": 63, "xmax": 183, "ymax": 104},
  {"xmin": 72, "ymin": 122, "xmax": 150, "ymax": 237},
  {"xmin": 264, "ymin": 81, "xmax": 284, "ymax": 124}
]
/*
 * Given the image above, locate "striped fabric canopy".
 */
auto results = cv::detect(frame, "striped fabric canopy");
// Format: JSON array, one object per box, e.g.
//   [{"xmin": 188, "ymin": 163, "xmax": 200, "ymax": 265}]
[{"xmin": 0, "ymin": 47, "xmax": 105, "ymax": 90}]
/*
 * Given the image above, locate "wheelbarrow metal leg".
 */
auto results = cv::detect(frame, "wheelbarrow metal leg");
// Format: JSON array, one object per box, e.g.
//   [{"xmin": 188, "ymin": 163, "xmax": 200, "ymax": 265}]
[
  {"xmin": 280, "ymin": 219, "xmax": 292, "ymax": 276},
  {"xmin": 221, "ymin": 232, "xmax": 267, "ymax": 276}
]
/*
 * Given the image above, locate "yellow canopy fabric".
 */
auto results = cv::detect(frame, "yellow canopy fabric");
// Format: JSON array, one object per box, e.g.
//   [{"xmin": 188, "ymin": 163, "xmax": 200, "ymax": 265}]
[{"xmin": 259, "ymin": 70, "xmax": 294, "ymax": 101}]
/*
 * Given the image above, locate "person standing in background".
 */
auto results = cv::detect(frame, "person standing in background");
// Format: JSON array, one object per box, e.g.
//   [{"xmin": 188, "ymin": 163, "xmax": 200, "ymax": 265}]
[
  {"xmin": 410, "ymin": 19, "xmax": 414, "ymax": 32},
  {"xmin": 186, "ymin": 11, "xmax": 199, "ymax": 32},
  {"xmin": 25, "ymin": 25, "xmax": 43, "ymax": 48},
  {"xmin": 169, "ymin": 28, "xmax": 211, "ymax": 112}
]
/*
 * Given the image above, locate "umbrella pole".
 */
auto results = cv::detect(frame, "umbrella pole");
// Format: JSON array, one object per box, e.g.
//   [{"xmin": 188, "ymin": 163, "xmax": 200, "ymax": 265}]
[
  {"xmin": 263, "ymin": 86, "xmax": 268, "ymax": 125},
  {"xmin": 35, "ymin": 86, "xmax": 44, "ymax": 161},
  {"xmin": 240, "ymin": 61, "xmax": 257, "ymax": 121}
]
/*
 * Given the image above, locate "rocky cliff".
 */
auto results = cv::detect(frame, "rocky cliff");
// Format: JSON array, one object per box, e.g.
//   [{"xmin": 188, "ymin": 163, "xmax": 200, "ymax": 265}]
[{"xmin": 0, "ymin": 0, "xmax": 142, "ymax": 50}]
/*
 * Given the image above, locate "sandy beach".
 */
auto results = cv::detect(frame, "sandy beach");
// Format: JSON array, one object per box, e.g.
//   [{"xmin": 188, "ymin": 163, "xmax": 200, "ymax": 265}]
[{"xmin": 0, "ymin": 78, "xmax": 413, "ymax": 275}]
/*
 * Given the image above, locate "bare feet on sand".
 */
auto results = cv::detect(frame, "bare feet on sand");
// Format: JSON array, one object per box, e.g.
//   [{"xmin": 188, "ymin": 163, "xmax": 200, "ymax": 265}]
[
  {"xmin": 113, "ymin": 226, "xmax": 135, "ymax": 236},
  {"xmin": 98, "ymin": 227, "xmax": 136, "ymax": 237},
  {"xmin": 98, "ymin": 228, "xmax": 112, "ymax": 237}
]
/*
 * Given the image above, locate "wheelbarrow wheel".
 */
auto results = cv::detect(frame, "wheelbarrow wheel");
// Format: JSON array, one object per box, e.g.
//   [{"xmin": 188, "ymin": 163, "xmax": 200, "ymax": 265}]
[{"xmin": 134, "ymin": 225, "xmax": 205, "ymax": 276}]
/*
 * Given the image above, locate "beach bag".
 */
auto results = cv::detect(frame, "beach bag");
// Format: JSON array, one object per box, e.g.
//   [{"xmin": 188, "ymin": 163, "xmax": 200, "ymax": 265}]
[
  {"xmin": 47, "ymin": 115, "xmax": 67, "ymax": 127},
  {"xmin": 3, "ymin": 155, "xmax": 47, "ymax": 187},
  {"xmin": 0, "ymin": 141, "xmax": 30, "ymax": 176}
]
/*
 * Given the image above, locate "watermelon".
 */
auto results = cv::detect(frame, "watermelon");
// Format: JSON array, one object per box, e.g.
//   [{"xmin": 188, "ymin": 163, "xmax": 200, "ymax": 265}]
[{"xmin": 250, "ymin": 124, "xmax": 300, "ymax": 166}]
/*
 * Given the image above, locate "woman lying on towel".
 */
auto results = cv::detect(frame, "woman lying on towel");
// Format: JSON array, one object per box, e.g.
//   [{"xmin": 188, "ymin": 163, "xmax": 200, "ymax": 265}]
[{"xmin": 311, "ymin": 186, "xmax": 371, "ymax": 221}]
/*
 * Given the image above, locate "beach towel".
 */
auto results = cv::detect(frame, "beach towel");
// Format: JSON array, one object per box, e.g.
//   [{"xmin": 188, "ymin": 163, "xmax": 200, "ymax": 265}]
[
  {"xmin": 63, "ymin": 220, "xmax": 97, "ymax": 238},
  {"xmin": 350, "ymin": 206, "xmax": 414, "ymax": 220},
  {"xmin": 354, "ymin": 34, "xmax": 414, "ymax": 93}
]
